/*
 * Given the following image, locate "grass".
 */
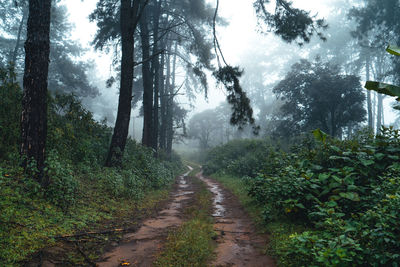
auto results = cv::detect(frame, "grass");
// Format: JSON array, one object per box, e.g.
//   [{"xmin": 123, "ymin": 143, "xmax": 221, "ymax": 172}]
[
  {"xmin": 154, "ymin": 170, "xmax": 216, "ymax": 266},
  {"xmin": 0, "ymin": 167, "xmax": 175, "ymax": 266},
  {"xmin": 210, "ymin": 173, "xmax": 308, "ymax": 266}
]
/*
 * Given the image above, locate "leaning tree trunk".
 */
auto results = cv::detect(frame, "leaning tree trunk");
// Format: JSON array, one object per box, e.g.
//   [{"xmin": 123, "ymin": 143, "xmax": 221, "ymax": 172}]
[
  {"xmin": 105, "ymin": 0, "xmax": 134, "ymax": 167},
  {"xmin": 21, "ymin": 0, "xmax": 51, "ymax": 185}
]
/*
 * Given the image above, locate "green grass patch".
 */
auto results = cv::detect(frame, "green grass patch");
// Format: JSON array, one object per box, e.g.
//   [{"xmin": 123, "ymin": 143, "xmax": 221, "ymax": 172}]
[
  {"xmin": 0, "ymin": 169, "xmax": 173, "ymax": 266},
  {"xmin": 154, "ymin": 175, "xmax": 216, "ymax": 266}
]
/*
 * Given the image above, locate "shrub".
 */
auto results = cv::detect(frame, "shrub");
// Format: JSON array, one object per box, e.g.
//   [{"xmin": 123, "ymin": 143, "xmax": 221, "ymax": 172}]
[
  {"xmin": 0, "ymin": 65, "xmax": 21, "ymax": 161},
  {"xmin": 204, "ymin": 127, "xmax": 400, "ymax": 266},
  {"xmin": 44, "ymin": 150, "xmax": 78, "ymax": 209}
]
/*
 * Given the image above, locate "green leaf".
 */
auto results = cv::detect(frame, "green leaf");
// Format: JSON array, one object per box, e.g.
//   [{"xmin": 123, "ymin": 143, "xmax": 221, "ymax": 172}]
[
  {"xmin": 347, "ymin": 185, "xmax": 357, "ymax": 191},
  {"xmin": 330, "ymin": 145, "xmax": 341, "ymax": 152},
  {"xmin": 365, "ymin": 81, "xmax": 400, "ymax": 99},
  {"xmin": 326, "ymin": 201, "xmax": 337, "ymax": 207},
  {"xmin": 339, "ymin": 192, "xmax": 360, "ymax": 201},
  {"xmin": 318, "ymin": 173, "xmax": 330, "ymax": 182},
  {"xmin": 312, "ymin": 128, "xmax": 327, "ymax": 143},
  {"xmin": 360, "ymin": 159, "xmax": 374, "ymax": 166},
  {"xmin": 386, "ymin": 45, "xmax": 400, "ymax": 56}
]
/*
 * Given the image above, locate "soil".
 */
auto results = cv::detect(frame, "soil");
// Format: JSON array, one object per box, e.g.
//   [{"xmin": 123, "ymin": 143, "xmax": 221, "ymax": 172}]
[
  {"xmin": 96, "ymin": 167, "xmax": 195, "ymax": 267},
  {"xmin": 27, "ymin": 167, "xmax": 275, "ymax": 266},
  {"xmin": 197, "ymin": 171, "xmax": 275, "ymax": 267}
]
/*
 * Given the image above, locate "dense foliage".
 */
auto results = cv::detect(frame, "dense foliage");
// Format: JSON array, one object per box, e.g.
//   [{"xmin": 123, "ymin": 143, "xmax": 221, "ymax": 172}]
[
  {"xmin": 0, "ymin": 66, "xmax": 182, "ymax": 265},
  {"xmin": 204, "ymin": 129, "xmax": 400, "ymax": 266},
  {"xmin": 203, "ymin": 139, "xmax": 276, "ymax": 177},
  {"xmin": 273, "ymin": 59, "xmax": 366, "ymax": 138}
]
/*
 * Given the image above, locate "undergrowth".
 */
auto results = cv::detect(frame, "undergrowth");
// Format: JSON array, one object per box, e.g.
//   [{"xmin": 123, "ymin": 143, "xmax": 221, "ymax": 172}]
[
  {"xmin": 204, "ymin": 128, "xmax": 400, "ymax": 266},
  {"xmin": 0, "ymin": 69, "xmax": 183, "ymax": 265}
]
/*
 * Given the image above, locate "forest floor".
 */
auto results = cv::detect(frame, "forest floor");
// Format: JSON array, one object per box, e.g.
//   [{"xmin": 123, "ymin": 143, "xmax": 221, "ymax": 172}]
[{"xmin": 29, "ymin": 166, "xmax": 275, "ymax": 266}]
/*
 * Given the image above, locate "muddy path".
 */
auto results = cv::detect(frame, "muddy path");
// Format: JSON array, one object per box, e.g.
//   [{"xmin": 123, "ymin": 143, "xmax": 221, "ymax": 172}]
[
  {"xmin": 98, "ymin": 168, "xmax": 275, "ymax": 267},
  {"xmin": 96, "ymin": 166, "xmax": 194, "ymax": 266},
  {"xmin": 197, "ymin": 171, "xmax": 275, "ymax": 267}
]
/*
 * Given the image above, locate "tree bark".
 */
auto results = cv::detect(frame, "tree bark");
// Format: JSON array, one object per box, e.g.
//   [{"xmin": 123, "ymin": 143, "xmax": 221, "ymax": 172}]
[
  {"xmin": 151, "ymin": 0, "xmax": 162, "ymax": 153},
  {"xmin": 105, "ymin": 0, "xmax": 135, "ymax": 167},
  {"xmin": 376, "ymin": 93, "xmax": 383, "ymax": 133},
  {"xmin": 159, "ymin": 51, "xmax": 167, "ymax": 150},
  {"xmin": 166, "ymin": 41, "xmax": 178, "ymax": 156},
  {"xmin": 21, "ymin": 0, "xmax": 52, "ymax": 185},
  {"xmin": 140, "ymin": 9, "xmax": 154, "ymax": 148},
  {"xmin": 365, "ymin": 51, "xmax": 373, "ymax": 130}
]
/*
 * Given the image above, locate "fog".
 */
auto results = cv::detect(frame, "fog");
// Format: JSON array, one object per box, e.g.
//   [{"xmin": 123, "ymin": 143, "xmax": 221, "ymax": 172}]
[{"xmin": 53, "ymin": 0, "xmax": 400, "ymax": 146}]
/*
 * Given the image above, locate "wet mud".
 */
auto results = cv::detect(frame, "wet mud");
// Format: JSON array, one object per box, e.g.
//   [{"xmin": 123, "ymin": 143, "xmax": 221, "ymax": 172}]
[
  {"xmin": 97, "ymin": 166, "xmax": 194, "ymax": 267},
  {"xmin": 197, "ymin": 171, "xmax": 275, "ymax": 267}
]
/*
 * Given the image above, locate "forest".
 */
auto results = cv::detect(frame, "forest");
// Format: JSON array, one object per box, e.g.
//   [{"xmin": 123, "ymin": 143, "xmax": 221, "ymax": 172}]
[{"xmin": 1, "ymin": 0, "xmax": 400, "ymax": 266}]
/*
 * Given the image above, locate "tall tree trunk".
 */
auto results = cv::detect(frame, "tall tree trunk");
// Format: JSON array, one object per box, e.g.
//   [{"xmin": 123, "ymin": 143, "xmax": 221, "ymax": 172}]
[
  {"xmin": 11, "ymin": 6, "xmax": 28, "ymax": 65},
  {"xmin": 376, "ymin": 93, "xmax": 383, "ymax": 133},
  {"xmin": 166, "ymin": 41, "xmax": 177, "ymax": 156},
  {"xmin": 140, "ymin": 9, "xmax": 154, "ymax": 148},
  {"xmin": 151, "ymin": 0, "xmax": 162, "ymax": 153},
  {"xmin": 21, "ymin": 0, "xmax": 51, "ymax": 185},
  {"xmin": 330, "ymin": 111, "xmax": 336, "ymax": 137},
  {"xmin": 365, "ymin": 52, "xmax": 373, "ymax": 129},
  {"xmin": 375, "ymin": 55, "xmax": 383, "ymax": 134},
  {"xmin": 372, "ymin": 91, "xmax": 376, "ymax": 129},
  {"xmin": 105, "ymin": 0, "xmax": 134, "ymax": 167},
  {"xmin": 159, "ymin": 51, "xmax": 167, "ymax": 150}
]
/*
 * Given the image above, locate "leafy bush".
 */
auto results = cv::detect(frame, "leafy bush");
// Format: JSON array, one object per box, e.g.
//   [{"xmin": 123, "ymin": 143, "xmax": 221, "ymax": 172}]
[
  {"xmin": 0, "ymin": 65, "xmax": 21, "ymax": 161},
  {"xmin": 48, "ymin": 94, "xmax": 112, "ymax": 167},
  {"xmin": 203, "ymin": 139, "xmax": 274, "ymax": 177},
  {"xmin": 45, "ymin": 150, "xmax": 78, "ymax": 209},
  {"xmin": 205, "ymin": 127, "xmax": 400, "ymax": 266},
  {"xmin": 0, "ymin": 66, "xmax": 184, "ymax": 265}
]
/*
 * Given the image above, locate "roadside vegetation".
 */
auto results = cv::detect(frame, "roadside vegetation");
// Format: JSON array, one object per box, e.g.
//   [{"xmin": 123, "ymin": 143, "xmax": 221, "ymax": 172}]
[
  {"xmin": 154, "ymin": 166, "xmax": 216, "ymax": 266},
  {"xmin": 203, "ymin": 130, "xmax": 400, "ymax": 266},
  {"xmin": 0, "ymin": 70, "xmax": 182, "ymax": 265}
]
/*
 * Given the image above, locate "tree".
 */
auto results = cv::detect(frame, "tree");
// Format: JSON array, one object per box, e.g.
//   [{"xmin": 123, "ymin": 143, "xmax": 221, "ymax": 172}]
[
  {"xmin": 187, "ymin": 109, "xmax": 219, "ymax": 150},
  {"xmin": 273, "ymin": 59, "xmax": 366, "ymax": 138},
  {"xmin": 253, "ymin": 0, "xmax": 328, "ymax": 45},
  {"xmin": 20, "ymin": 0, "xmax": 52, "ymax": 184},
  {"xmin": 349, "ymin": 0, "xmax": 400, "ymax": 131},
  {"xmin": 0, "ymin": 1, "xmax": 98, "ymax": 98},
  {"xmin": 91, "ymin": 0, "xmax": 214, "ymax": 158},
  {"xmin": 105, "ymin": 0, "xmax": 146, "ymax": 167}
]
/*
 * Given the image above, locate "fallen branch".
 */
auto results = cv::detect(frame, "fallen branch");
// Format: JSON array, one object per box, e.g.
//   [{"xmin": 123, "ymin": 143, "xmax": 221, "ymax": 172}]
[
  {"xmin": 54, "ymin": 227, "xmax": 138, "ymax": 239},
  {"xmin": 74, "ymin": 241, "xmax": 96, "ymax": 267},
  {"xmin": 214, "ymin": 229, "xmax": 251, "ymax": 234}
]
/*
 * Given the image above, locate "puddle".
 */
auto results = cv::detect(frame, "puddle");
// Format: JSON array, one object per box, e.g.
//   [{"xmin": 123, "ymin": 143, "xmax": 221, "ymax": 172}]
[
  {"xmin": 196, "ymin": 170, "xmax": 275, "ymax": 267},
  {"xmin": 196, "ymin": 172, "xmax": 225, "ymax": 217}
]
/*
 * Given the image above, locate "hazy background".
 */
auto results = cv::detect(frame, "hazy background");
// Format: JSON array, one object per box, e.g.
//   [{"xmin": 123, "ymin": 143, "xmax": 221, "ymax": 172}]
[{"xmin": 61, "ymin": 0, "xmax": 397, "ymax": 142}]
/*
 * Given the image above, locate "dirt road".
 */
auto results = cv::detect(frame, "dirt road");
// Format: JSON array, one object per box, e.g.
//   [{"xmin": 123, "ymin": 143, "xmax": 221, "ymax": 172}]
[
  {"xmin": 97, "ymin": 167, "xmax": 275, "ymax": 266},
  {"xmin": 197, "ymin": 171, "xmax": 275, "ymax": 267},
  {"xmin": 97, "ymin": 167, "xmax": 194, "ymax": 266}
]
